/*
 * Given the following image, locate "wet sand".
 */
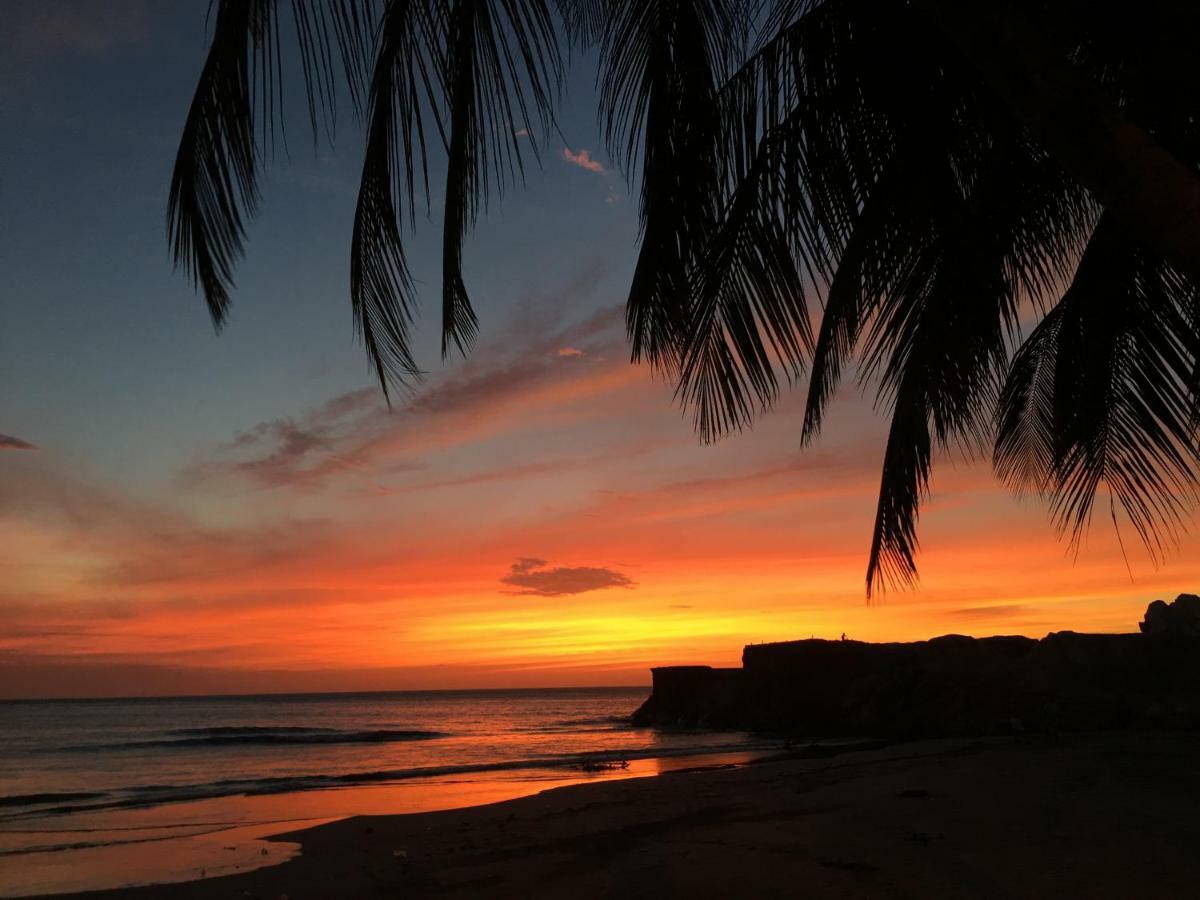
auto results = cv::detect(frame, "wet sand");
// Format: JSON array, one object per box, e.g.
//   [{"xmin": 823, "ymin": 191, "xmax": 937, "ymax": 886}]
[{"xmin": 51, "ymin": 732, "xmax": 1200, "ymax": 899}]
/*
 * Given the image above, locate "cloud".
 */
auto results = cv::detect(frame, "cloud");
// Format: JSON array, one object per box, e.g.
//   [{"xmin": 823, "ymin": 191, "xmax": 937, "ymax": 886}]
[
  {"xmin": 510, "ymin": 557, "xmax": 547, "ymax": 572},
  {"xmin": 312, "ymin": 387, "xmax": 380, "ymax": 421},
  {"xmin": 182, "ymin": 387, "xmax": 385, "ymax": 489},
  {"xmin": 412, "ymin": 358, "xmax": 558, "ymax": 415},
  {"xmin": 562, "ymin": 148, "xmax": 607, "ymax": 175},
  {"xmin": 184, "ymin": 301, "xmax": 630, "ymax": 492},
  {"xmin": 223, "ymin": 387, "xmax": 378, "ymax": 454},
  {"xmin": 501, "ymin": 558, "xmax": 634, "ymax": 596},
  {"xmin": 236, "ymin": 421, "xmax": 334, "ymax": 476},
  {"xmin": 0, "ymin": 456, "xmax": 356, "ymax": 623},
  {"xmin": 514, "ymin": 128, "xmax": 530, "ymax": 138},
  {"xmin": 0, "ymin": 434, "xmax": 38, "ymax": 451}
]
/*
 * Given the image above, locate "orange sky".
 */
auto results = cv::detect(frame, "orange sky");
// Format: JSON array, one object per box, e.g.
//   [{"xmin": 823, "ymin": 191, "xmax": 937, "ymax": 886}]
[{"xmin": 4, "ymin": 301, "xmax": 1198, "ymax": 699}]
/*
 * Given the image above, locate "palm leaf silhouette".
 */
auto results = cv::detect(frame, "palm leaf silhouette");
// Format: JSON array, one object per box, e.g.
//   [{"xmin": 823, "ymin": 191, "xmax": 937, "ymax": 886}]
[
  {"xmin": 171, "ymin": 0, "xmax": 1200, "ymax": 593},
  {"xmin": 997, "ymin": 213, "xmax": 1200, "ymax": 561}
]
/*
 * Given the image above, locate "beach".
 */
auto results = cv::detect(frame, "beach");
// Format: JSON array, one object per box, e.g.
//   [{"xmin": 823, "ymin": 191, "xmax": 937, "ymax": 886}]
[
  {"xmin": 43, "ymin": 731, "xmax": 1200, "ymax": 899},
  {"xmin": 0, "ymin": 689, "xmax": 771, "ymax": 897}
]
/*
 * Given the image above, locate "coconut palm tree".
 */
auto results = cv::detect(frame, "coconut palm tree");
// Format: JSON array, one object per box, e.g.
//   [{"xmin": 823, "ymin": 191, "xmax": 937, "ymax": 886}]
[{"xmin": 170, "ymin": 0, "xmax": 1200, "ymax": 594}]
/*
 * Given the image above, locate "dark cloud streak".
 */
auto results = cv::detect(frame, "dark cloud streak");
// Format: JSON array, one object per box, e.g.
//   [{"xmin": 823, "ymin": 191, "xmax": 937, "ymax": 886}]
[
  {"xmin": 180, "ymin": 387, "xmax": 386, "ymax": 489},
  {"xmin": 0, "ymin": 434, "xmax": 38, "ymax": 451},
  {"xmin": 182, "ymin": 302, "xmax": 627, "ymax": 492}
]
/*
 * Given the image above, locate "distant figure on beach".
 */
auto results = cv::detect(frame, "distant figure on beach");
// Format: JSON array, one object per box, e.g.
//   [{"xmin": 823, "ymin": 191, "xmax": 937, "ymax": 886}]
[{"xmin": 841, "ymin": 633, "xmax": 846, "ymax": 641}]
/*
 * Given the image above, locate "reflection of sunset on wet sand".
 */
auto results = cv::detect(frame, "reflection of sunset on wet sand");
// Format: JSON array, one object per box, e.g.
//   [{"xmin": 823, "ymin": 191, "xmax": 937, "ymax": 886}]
[{"xmin": 2, "ymin": 749, "xmax": 769, "ymax": 898}]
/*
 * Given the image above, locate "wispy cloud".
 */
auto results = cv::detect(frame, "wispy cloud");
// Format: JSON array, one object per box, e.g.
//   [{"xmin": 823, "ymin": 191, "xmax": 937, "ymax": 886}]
[
  {"xmin": 501, "ymin": 558, "xmax": 635, "ymax": 596},
  {"xmin": 184, "ymin": 302, "xmax": 629, "ymax": 492},
  {"xmin": 0, "ymin": 434, "xmax": 38, "ymax": 451},
  {"xmin": 562, "ymin": 148, "xmax": 607, "ymax": 175},
  {"xmin": 182, "ymin": 387, "xmax": 385, "ymax": 489}
]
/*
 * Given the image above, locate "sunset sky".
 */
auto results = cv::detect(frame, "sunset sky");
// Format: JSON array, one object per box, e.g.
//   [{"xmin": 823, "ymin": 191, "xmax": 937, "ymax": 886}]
[{"xmin": 3, "ymin": 0, "xmax": 1199, "ymax": 699}]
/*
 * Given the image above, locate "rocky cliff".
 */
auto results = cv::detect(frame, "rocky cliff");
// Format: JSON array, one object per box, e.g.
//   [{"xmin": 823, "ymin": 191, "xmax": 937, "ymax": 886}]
[{"xmin": 632, "ymin": 594, "xmax": 1200, "ymax": 736}]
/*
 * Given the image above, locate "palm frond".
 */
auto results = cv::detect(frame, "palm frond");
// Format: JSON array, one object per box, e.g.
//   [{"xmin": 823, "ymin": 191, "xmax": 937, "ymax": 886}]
[
  {"xmin": 597, "ymin": 0, "xmax": 741, "ymax": 371},
  {"xmin": 1191, "ymin": 289, "xmax": 1200, "ymax": 434},
  {"xmin": 168, "ymin": 0, "xmax": 272, "ymax": 325},
  {"xmin": 914, "ymin": 0, "xmax": 1200, "ymax": 281},
  {"xmin": 440, "ymin": 0, "xmax": 482, "ymax": 358},
  {"xmin": 993, "ymin": 305, "xmax": 1062, "ymax": 494},
  {"xmin": 867, "ymin": 383, "xmax": 932, "ymax": 595},
  {"xmin": 170, "ymin": 0, "xmax": 383, "ymax": 325},
  {"xmin": 859, "ymin": 163, "xmax": 970, "ymax": 596},
  {"xmin": 861, "ymin": 128, "xmax": 1091, "ymax": 594},
  {"xmin": 801, "ymin": 152, "xmax": 917, "ymax": 445},
  {"xmin": 292, "ymin": 0, "xmax": 381, "ymax": 136},
  {"xmin": 679, "ymin": 119, "xmax": 811, "ymax": 441},
  {"xmin": 440, "ymin": 0, "xmax": 562, "ymax": 357},
  {"xmin": 552, "ymin": 0, "xmax": 608, "ymax": 47},
  {"xmin": 350, "ymin": 0, "xmax": 444, "ymax": 397},
  {"xmin": 998, "ymin": 213, "xmax": 1200, "ymax": 560}
]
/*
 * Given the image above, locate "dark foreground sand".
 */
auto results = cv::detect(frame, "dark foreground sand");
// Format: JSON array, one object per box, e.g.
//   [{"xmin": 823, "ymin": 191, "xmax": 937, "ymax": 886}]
[{"xmin": 60, "ymin": 733, "xmax": 1200, "ymax": 899}]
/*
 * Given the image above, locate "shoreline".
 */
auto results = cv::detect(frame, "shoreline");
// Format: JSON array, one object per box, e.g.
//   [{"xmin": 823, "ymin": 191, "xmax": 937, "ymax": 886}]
[
  {"xmin": 0, "ymin": 737, "xmax": 779, "ymax": 825},
  {"xmin": 1, "ymin": 746, "xmax": 775, "ymax": 898},
  {"xmin": 39, "ymin": 731, "xmax": 1200, "ymax": 899}
]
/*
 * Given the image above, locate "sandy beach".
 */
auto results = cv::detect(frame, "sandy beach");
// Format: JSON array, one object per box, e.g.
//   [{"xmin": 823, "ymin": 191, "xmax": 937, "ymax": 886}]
[{"xmin": 44, "ymin": 732, "xmax": 1200, "ymax": 899}]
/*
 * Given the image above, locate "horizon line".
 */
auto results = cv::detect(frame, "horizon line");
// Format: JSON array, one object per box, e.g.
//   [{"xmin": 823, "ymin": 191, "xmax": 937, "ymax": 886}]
[{"xmin": 0, "ymin": 684, "xmax": 651, "ymax": 704}]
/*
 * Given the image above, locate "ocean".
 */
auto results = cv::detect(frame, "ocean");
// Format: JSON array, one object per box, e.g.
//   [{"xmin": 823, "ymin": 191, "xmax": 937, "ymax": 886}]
[{"xmin": 0, "ymin": 688, "xmax": 775, "ymax": 896}]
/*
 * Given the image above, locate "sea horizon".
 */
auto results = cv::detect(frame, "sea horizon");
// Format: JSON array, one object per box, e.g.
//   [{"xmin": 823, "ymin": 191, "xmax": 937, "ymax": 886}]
[{"xmin": 0, "ymin": 684, "xmax": 652, "ymax": 705}]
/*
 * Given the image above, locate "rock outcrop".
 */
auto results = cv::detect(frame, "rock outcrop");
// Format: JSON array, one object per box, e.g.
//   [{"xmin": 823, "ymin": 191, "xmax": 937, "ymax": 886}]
[
  {"xmin": 629, "ymin": 666, "xmax": 743, "ymax": 729},
  {"xmin": 1140, "ymin": 593, "xmax": 1200, "ymax": 636},
  {"xmin": 633, "ymin": 594, "xmax": 1200, "ymax": 737}
]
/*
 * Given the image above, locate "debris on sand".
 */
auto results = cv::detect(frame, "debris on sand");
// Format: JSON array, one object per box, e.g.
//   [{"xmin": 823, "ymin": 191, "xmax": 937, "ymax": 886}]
[{"xmin": 578, "ymin": 759, "xmax": 630, "ymax": 773}]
